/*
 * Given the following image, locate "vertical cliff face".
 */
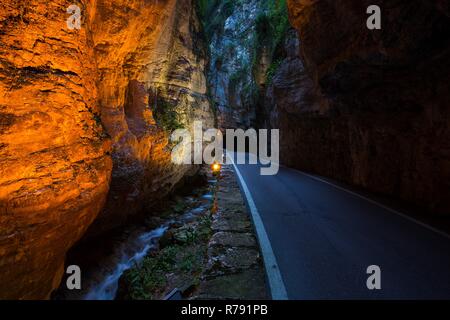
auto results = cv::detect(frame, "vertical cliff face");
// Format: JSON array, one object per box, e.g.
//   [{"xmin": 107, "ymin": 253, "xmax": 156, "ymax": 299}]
[
  {"xmin": 263, "ymin": 27, "xmax": 328, "ymax": 154},
  {"xmin": 0, "ymin": 0, "xmax": 112, "ymax": 299},
  {"xmin": 202, "ymin": 0, "xmax": 263, "ymax": 129},
  {"xmin": 202, "ymin": 0, "xmax": 291, "ymax": 130},
  {"xmin": 274, "ymin": 0, "xmax": 450, "ymax": 214},
  {"xmin": 86, "ymin": 0, "xmax": 213, "ymax": 235},
  {"xmin": 0, "ymin": 0, "xmax": 213, "ymax": 299}
]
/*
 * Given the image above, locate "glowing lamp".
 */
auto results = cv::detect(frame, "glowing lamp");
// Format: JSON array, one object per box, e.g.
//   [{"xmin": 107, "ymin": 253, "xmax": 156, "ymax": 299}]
[{"xmin": 211, "ymin": 162, "xmax": 221, "ymax": 173}]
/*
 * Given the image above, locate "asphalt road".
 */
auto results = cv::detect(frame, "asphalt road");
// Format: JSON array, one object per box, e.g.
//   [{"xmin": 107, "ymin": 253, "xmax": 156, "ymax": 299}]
[{"xmin": 228, "ymin": 152, "xmax": 450, "ymax": 299}]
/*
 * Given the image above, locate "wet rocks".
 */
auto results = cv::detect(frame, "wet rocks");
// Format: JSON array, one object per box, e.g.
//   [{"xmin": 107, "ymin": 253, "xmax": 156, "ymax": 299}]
[
  {"xmin": 83, "ymin": 164, "xmax": 267, "ymax": 300},
  {"xmin": 117, "ymin": 179, "xmax": 214, "ymax": 300}
]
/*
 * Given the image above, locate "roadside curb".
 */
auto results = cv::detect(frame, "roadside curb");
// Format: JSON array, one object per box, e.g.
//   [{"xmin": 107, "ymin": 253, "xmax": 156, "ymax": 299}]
[{"xmin": 227, "ymin": 153, "xmax": 288, "ymax": 300}]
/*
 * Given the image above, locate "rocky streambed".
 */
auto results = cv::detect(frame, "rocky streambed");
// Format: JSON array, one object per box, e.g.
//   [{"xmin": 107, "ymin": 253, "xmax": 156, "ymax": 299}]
[{"xmin": 54, "ymin": 166, "xmax": 267, "ymax": 300}]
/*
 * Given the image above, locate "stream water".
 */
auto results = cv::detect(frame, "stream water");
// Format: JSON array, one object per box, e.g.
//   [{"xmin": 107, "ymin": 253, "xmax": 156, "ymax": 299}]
[
  {"xmin": 83, "ymin": 225, "xmax": 168, "ymax": 300},
  {"xmin": 54, "ymin": 178, "xmax": 215, "ymax": 300}
]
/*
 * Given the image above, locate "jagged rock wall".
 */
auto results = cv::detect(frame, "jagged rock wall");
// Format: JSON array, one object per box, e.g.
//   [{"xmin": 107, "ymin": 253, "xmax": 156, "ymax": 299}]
[
  {"xmin": 0, "ymin": 0, "xmax": 112, "ymax": 299},
  {"xmin": 206, "ymin": 0, "xmax": 262, "ymax": 129},
  {"xmin": 0, "ymin": 0, "xmax": 213, "ymax": 299},
  {"xmin": 87, "ymin": 0, "xmax": 213, "ymax": 235},
  {"xmin": 271, "ymin": 0, "xmax": 450, "ymax": 214}
]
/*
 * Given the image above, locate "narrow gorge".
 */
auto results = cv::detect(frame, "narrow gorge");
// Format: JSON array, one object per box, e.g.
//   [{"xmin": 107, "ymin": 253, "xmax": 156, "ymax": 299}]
[{"xmin": 1, "ymin": 0, "xmax": 449, "ymax": 300}]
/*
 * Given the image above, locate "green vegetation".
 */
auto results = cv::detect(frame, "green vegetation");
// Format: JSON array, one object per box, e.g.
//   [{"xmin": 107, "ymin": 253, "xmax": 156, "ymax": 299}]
[
  {"xmin": 153, "ymin": 98, "xmax": 184, "ymax": 132},
  {"xmin": 124, "ymin": 245, "xmax": 182, "ymax": 300},
  {"xmin": 123, "ymin": 213, "xmax": 213, "ymax": 300},
  {"xmin": 255, "ymin": 0, "xmax": 289, "ymax": 55},
  {"xmin": 265, "ymin": 58, "xmax": 283, "ymax": 84},
  {"xmin": 253, "ymin": 0, "xmax": 290, "ymax": 84},
  {"xmin": 197, "ymin": 0, "xmax": 236, "ymax": 41},
  {"xmin": 123, "ymin": 240, "xmax": 205, "ymax": 300}
]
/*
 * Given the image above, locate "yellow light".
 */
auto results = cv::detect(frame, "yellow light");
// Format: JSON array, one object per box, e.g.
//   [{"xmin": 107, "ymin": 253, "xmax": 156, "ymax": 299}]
[{"xmin": 211, "ymin": 162, "xmax": 221, "ymax": 172}]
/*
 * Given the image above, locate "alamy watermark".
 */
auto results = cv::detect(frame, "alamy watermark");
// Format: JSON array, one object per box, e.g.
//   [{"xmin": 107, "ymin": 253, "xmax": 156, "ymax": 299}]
[
  {"xmin": 66, "ymin": 5, "xmax": 81, "ymax": 30},
  {"xmin": 366, "ymin": 265, "xmax": 382, "ymax": 290},
  {"xmin": 66, "ymin": 4, "xmax": 381, "ymax": 31},
  {"xmin": 367, "ymin": 5, "xmax": 381, "ymax": 30},
  {"xmin": 66, "ymin": 265, "xmax": 81, "ymax": 290},
  {"xmin": 170, "ymin": 121, "xmax": 280, "ymax": 176}
]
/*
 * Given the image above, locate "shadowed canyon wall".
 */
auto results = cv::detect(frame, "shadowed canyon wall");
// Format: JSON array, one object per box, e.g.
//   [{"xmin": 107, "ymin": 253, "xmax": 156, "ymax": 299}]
[
  {"xmin": 201, "ymin": 0, "xmax": 290, "ymax": 130},
  {"xmin": 271, "ymin": 0, "xmax": 450, "ymax": 214},
  {"xmin": 202, "ymin": 0, "xmax": 262, "ymax": 129},
  {"xmin": 0, "ymin": 0, "xmax": 212, "ymax": 299},
  {"xmin": 203, "ymin": 0, "xmax": 450, "ymax": 214}
]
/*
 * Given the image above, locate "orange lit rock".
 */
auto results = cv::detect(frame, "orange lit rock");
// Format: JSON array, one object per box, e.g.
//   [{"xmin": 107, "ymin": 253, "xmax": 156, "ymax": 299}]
[
  {"xmin": 0, "ymin": 0, "xmax": 112, "ymax": 299},
  {"xmin": 86, "ymin": 0, "xmax": 214, "ymax": 235},
  {"xmin": 0, "ymin": 0, "xmax": 213, "ymax": 299}
]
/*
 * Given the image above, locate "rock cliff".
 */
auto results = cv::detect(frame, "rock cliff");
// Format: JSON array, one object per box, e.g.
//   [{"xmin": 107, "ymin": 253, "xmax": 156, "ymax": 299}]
[
  {"xmin": 87, "ymin": 0, "xmax": 213, "ymax": 235},
  {"xmin": 202, "ymin": 0, "xmax": 291, "ymax": 130},
  {"xmin": 2, "ymin": 0, "xmax": 449, "ymax": 301},
  {"xmin": 201, "ymin": 0, "xmax": 264, "ymax": 129},
  {"xmin": 203, "ymin": 0, "xmax": 450, "ymax": 214},
  {"xmin": 0, "ymin": 0, "xmax": 112, "ymax": 299},
  {"xmin": 0, "ymin": 0, "xmax": 212, "ymax": 299},
  {"xmin": 275, "ymin": 0, "xmax": 450, "ymax": 214}
]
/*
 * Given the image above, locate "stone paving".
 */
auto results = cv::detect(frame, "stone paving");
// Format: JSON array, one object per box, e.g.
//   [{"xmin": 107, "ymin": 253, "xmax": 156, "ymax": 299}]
[{"xmin": 195, "ymin": 165, "xmax": 268, "ymax": 300}]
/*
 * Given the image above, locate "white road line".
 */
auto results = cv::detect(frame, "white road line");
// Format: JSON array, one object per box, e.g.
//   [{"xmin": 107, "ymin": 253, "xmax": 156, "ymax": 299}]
[
  {"xmin": 288, "ymin": 167, "xmax": 450, "ymax": 240},
  {"xmin": 227, "ymin": 153, "xmax": 289, "ymax": 300}
]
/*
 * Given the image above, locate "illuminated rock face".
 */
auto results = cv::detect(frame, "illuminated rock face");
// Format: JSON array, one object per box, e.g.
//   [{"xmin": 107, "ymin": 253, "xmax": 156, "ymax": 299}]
[
  {"xmin": 88, "ymin": 0, "xmax": 214, "ymax": 235},
  {"xmin": 0, "ymin": 0, "xmax": 112, "ymax": 299},
  {"xmin": 0, "ymin": 0, "xmax": 212, "ymax": 299},
  {"xmin": 279, "ymin": 0, "xmax": 450, "ymax": 214}
]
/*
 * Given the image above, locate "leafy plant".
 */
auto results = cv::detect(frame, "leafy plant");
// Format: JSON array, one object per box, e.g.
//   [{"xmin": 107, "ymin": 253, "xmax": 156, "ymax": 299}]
[
  {"xmin": 173, "ymin": 200, "xmax": 187, "ymax": 214},
  {"xmin": 253, "ymin": 0, "xmax": 290, "ymax": 83},
  {"xmin": 152, "ymin": 97, "xmax": 184, "ymax": 132},
  {"xmin": 266, "ymin": 58, "xmax": 283, "ymax": 84}
]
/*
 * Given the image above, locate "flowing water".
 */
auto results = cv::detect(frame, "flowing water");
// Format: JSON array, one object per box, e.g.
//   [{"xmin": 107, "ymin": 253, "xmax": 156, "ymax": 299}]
[
  {"xmin": 83, "ymin": 225, "xmax": 168, "ymax": 300},
  {"xmin": 54, "ymin": 182, "xmax": 214, "ymax": 301}
]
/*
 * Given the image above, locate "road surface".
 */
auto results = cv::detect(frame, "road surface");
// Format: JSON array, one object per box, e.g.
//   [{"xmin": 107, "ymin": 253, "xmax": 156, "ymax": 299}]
[{"xmin": 228, "ymin": 152, "xmax": 450, "ymax": 299}]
